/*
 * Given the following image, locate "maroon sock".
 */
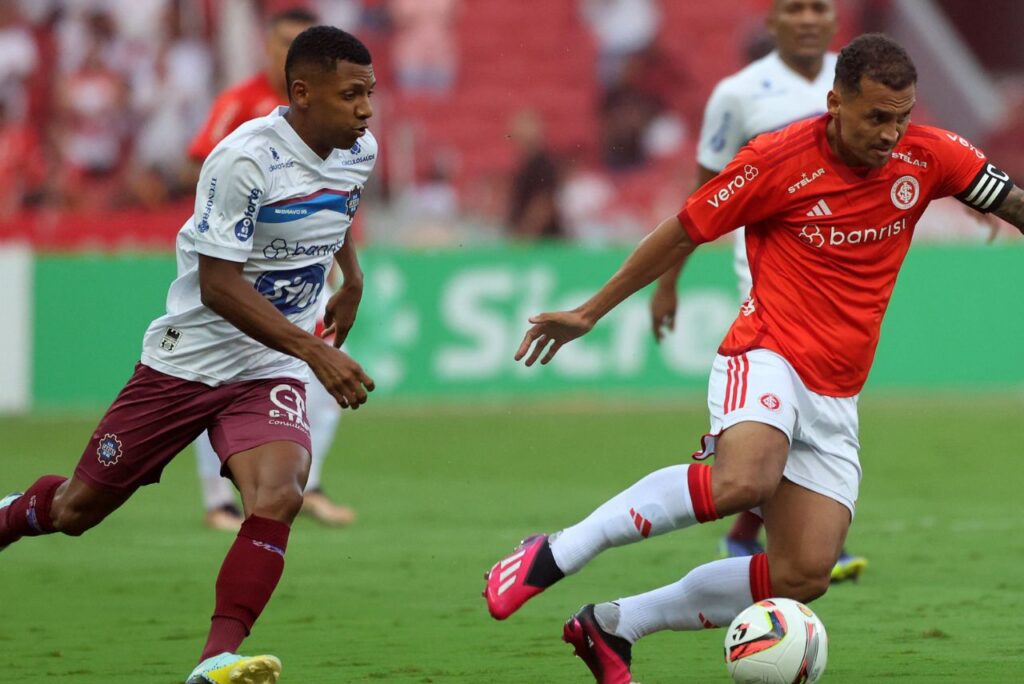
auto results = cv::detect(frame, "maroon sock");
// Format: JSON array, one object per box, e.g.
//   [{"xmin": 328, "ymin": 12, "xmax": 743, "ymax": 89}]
[
  {"xmin": 0, "ymin": 475, "xmax": 66, "ymax": 546},
  {"xmin": 727, "ymin": 510, "xmax": 764, "ymax": 542},
  {"xmin": 200, "ymin": 516, "xmax": 291, "ymax": 661}
]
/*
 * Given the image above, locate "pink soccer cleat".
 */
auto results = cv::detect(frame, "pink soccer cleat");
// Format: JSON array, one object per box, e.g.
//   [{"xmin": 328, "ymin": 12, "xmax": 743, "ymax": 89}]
[
  {"xmin": 483, "ymin": 534, "xmax": 561, "ymax": 620},
  {"xmin": 563, "ymin": 604, "xmax": 635, "ymax": 684}
]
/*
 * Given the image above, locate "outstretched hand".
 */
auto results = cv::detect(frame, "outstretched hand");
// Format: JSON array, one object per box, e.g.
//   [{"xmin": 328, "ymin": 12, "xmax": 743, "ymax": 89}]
[{"xmin": 515, "ymin": 310, "xmax": 594, "ymax": 366}]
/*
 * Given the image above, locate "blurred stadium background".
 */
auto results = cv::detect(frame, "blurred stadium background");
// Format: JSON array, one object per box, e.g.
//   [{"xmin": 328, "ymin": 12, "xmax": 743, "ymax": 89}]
[
  {"xmin": 0, "ymin": 0, "xmax": 1022, "ymax": 412},
  {"xmin": 0, "ymin": 2, "xmax": 1023, "ymax": 681}
]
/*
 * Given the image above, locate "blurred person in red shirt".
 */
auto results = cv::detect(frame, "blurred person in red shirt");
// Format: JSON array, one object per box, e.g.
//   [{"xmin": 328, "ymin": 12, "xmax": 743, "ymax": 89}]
[
  {"xmin": 0, "ymin": 99, "xmax": 46, "ymax": 217},
  {"xmin": 185, "ymin": 7, "xmax": 318, "ymax": 170},
  {"xmin": 187, "ymin": 6, "xmax": 358, "ymax": 531}
]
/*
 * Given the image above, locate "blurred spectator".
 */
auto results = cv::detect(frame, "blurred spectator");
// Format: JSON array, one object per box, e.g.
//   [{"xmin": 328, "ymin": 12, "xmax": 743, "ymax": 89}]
[
  {"xmin": 580, "ymin": 0, "xmax": 659, "ymax": 85},
  {"xmin": 52, "ymin": 9, "xmax": 130, "ymax": 210},
  {"xmin": 507, "ymin": 110, "xmax": 564, "ymax": 240},
  {"xmin": 0, "ymin": 98, "xmax": 47, "ymax": 216},
  {"xmin": 558, "ymin": 158, "xmax": 615, "ymax": 243},
  {"xmin": 389, "ymin": 0, "xmax": 458, "ymax": 93},
  {"xmin": 0, "ymin": 1, "xmax": 38, "ymax": 123},
  {"xmin": 598, "ymin": 53, "xmax": 679, "ymax": 170},
  {"xmin": 129, "ymin": 0, "xmax": 213, "ymax": 206}
]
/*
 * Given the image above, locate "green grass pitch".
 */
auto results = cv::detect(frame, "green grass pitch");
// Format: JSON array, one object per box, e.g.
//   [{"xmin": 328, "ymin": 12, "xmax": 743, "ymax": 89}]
[{"xmin": 1, "ymin": 396, "xmax": 1023, "ymax": 682}]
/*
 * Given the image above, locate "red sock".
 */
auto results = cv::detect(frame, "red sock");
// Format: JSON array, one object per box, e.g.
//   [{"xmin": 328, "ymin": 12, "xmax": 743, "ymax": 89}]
[
  {"xmin": 749, "ymin": 552, "xmax": 773, "ymax": 602},
  {"xmin": 727, "ymin": 510, "xmax": 764, "ymax": 542},
  {"xmin": 201, "ymin": 516, "xmax": 291, "ymax": 661},
  {"xmin": 687, "ymin": 463, "xmax": 721, "ymax": 523},
  {"xmin": 0, "ymin": 475, "xmax": 66, "ymax": 546}
]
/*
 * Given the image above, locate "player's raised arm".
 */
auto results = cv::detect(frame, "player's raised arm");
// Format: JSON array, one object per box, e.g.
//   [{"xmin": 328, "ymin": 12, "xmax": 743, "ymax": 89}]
[
  {"xmin": 321, "ymin": 236, "xmax": 364, "ymax": 347},
  {"xmin": 515, "ymin": 215, "xmax": 696, "ymax": 366}
]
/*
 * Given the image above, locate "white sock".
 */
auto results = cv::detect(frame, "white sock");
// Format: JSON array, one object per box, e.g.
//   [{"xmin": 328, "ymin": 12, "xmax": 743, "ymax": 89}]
[
  {"xmin": 194, "ymin": 431, "xmax": 235, "ymax": 511},
  {"xmin": 304, "ymin": 375, "xmax": 341, "ymax": 493},
  {"xmin": 550, "ymin": 464, "xmax": 699, "ymax": 575},
  {"xmin": 612, "ymin": 556, "xmax": 755, "ymax": 642}
]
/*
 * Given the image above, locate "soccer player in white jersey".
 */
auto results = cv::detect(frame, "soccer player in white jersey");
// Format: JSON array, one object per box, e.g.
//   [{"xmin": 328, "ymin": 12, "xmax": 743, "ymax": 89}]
[
  {"xmin": 649, "ymin": 0, "xmax": 866, "ymax": 582},
  {"xmin": 0, "ymin": 27, "xmax": 376, "ymax": 684}
]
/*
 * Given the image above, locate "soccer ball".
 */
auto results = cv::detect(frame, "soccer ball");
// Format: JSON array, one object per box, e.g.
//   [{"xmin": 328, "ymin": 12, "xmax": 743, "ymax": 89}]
[{"xmin": 724, "ymin": 598, "xmax": 828, "ymax": 684}]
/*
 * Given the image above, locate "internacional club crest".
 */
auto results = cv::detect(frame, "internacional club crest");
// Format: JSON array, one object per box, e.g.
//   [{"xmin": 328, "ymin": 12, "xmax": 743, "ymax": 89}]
[
  {"xmin": 96, "ymin": 433, "xmax": 124, "ymax": 467},
  {"xmin": 890, "ymin": 175, "xmax": 920, "ymax": 210}
]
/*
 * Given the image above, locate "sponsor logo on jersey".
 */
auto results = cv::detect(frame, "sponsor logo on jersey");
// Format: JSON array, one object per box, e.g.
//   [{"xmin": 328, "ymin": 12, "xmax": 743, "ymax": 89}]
[
  {"xmin": 945, "ymin": 133, "xmax": 985, "ymax": 160},
  {"xmin": 340, "ymin": 153, "xmax": 376, "ymax": 167},
  {"xmin": 96, "ymin": 433, "xmax": 123, "ymax": 467},
  {"xmin": 805, "ymin": 199, "xmax": 832, "ymax": 217},
  {"xmin": 788, "ymin": 168, "xmax": 826, "ymax": 194},
  {"xmin": 268, "ymin": 383, "xmax": 310, "ymax": 432},
  {"xmin": 160, "ymin": 327, "xmax": 181, "ymax": 352},
  {"xmin": 196, "ymin": 178, "xmax": 218, "ymax": 233},
  {"xmin": 706, "ymin": 165, "xmax": 759, "ymax": 208},
  {"xmin": 270, "ymin": 146, "xmax": 279, "ymax": 161},
  {"xmin": 799, "ymin": 224, "xmax": 825, "ymax": 248},
  {"xmin": 262, "ymin": 237, "xmax": 345, "ymax": 260},
  {"xmin": 890, "ymin": 150, "xmax": 928, "ymax": 168},
  {"xmin": 801, "ymin": 217, "xmax": 908, "ymax": 248},
  {"xmin": 235, "ymin": 188, "xmax": 263, "ymax": 240},
  {"xmin": 254, "ymin": 264, "xmax": 326, "ymax": 314},
  {"xmin": 890, "ymin": 175, "xmax": 920, "ymax": 210},
  {"xmin": 759, "ymin": 393, "xmax": 782, "ymax": 411},
  {"xmin": 350, "ymin": 141, "xmax": 361, "ymax": 154}
]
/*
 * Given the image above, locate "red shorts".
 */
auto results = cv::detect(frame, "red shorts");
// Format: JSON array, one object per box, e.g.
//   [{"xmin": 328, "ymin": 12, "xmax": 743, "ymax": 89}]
[{"xmin": 74, "ymin": 363, "xmax": 312, "ymax": 493}]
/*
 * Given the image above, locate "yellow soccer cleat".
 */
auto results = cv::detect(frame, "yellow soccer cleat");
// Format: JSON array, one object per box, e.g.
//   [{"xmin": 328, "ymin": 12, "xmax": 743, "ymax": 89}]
[
  {"xmin": 185, "ymin": 653, "xmax": 282, "ymax": 684},
  {"xmin": 831, "ymin": 550, "xmax": 868, "ymax": 583}
]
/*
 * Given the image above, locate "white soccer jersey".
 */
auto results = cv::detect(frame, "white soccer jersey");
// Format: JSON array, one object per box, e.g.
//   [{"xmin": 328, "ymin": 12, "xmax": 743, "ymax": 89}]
[
  {"xmin": 141, "ymin": 106, "xmax": 377, "ymax": 385},
  {"xmin": 695, "ymin": 51, "xmax": 837, "ymax": 297}
]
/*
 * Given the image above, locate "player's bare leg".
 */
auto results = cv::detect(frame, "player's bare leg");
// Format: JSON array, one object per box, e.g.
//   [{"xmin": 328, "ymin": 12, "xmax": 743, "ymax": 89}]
[
  {"xmin": 760, "ymin": 479, "xmax": 849, "ymax": 604},
  {"xmin": 189, "ymin": 441, "xmax": 309, "ymax": 683},
  {"xmin": 485, "ymin": 421, "xmax": 788, "ymax": 620},
  {"xmin": 1, "ymin": 474, "xmax": 131, "ymax": 548}
]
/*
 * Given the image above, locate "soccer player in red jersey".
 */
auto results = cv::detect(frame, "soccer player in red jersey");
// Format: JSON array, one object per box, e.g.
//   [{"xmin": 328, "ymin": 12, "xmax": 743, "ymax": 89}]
[
  {"xmin": 187, "ymin": 8, "xmax": 315, "ymax": 165},
  {"xmin": 484, "ymin": 33, "xmax": 1024, "ymax": 682}
]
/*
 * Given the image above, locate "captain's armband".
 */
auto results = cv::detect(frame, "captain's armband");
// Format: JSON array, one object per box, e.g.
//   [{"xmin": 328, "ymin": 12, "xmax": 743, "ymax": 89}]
[{"xmin": 955, "ymin": 163, "xmax": 1014, "ymax": 213}]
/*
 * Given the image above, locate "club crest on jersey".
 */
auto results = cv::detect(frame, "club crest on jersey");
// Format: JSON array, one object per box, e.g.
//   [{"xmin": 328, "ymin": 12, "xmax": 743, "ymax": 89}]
[
  {"xmin": 890, "ymin": 175, "xmax": 920, "ymax": 210},
  {"xmin": 96, "ymin": 433, "xmax": 123, "ymax": 467},
  {"xmin": 759, "ymin": 394, "xmax": 782, "ymax": 411},
  {"xmin": 346, "ymin": 186, "xmax": 362, "ymax": 218}
]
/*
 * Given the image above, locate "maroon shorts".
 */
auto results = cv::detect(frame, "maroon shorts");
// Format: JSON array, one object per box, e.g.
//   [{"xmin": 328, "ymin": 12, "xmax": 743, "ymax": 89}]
[{"xmin": 74, "ymin": 363, "xmax": 312, "ymax": 493}]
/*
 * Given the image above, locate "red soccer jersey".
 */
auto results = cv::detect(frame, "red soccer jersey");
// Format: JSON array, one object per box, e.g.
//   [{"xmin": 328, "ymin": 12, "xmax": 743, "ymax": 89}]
[
  {"xmin": 186, "ymin": 72, "xmax": 283, "ymax": 161},
  {"xmin": 677, "ymin": 114, "xmax": 989, "ymax": 396}
]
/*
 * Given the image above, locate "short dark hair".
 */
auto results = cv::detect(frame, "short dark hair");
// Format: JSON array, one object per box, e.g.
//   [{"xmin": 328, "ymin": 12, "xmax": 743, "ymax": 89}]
[
  {"xmin": 269, "ymin": 7, "xmax": 319, "ymax": 28},
  {"xmin": 835, "ymin": 33, "xmax": 917, "ymax": 94},
  {"xmin": 285, "ymin": 26, "xmax": 372, "ymax": 90}
]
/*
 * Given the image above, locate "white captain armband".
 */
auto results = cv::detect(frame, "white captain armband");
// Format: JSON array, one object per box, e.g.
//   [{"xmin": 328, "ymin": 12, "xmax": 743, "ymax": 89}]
[{"xmin": 955, "ymin": 163, "xmax": 1014, "ymax": 212}]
